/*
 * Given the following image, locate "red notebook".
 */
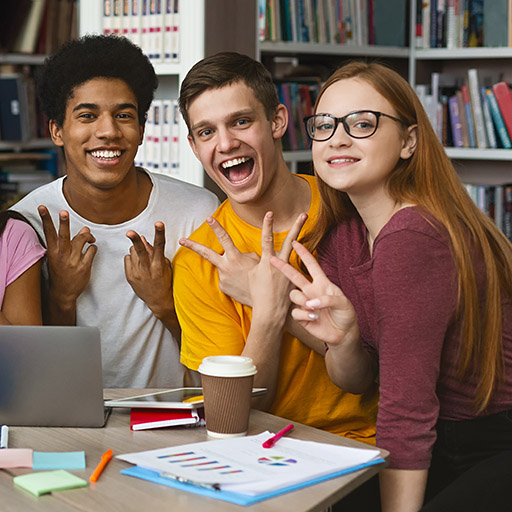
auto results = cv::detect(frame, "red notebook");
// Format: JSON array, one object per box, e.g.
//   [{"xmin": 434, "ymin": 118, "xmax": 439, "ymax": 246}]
[{"xmin": 130, "ymin": 408, "xmax": 202, "ymax": 431}]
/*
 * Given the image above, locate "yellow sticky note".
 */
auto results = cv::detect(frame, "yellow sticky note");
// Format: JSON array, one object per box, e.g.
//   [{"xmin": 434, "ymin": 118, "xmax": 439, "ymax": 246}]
[{"xmin": 14, "ymin": 470, "xmax": 87, "ymax": 496}]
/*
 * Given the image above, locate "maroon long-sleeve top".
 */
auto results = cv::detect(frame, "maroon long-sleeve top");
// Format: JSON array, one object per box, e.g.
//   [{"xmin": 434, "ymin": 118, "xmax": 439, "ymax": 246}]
[{"xmin": 318, "ymin": 206, "xmax": 512, "ymax": 469}]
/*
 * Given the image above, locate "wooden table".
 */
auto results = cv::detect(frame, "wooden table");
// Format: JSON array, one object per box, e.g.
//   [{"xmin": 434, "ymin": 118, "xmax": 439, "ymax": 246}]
[{"xmin": 1, "ymin": 389, "xmax": 388, "ymax": 512}]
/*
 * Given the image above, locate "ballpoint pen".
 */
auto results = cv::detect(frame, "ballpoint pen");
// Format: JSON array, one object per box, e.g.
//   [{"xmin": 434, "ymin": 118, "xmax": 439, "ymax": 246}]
[
  {"xmin": 262, "ymin": 424, "xmax": 294, "ymax": 448},
  {"xmin": 90, "ymin": 449, "xmax": 113, "ymax": 482},
  {"xmin": 161, "ymin": 472, "xmax": 221, "ymax": 491}
]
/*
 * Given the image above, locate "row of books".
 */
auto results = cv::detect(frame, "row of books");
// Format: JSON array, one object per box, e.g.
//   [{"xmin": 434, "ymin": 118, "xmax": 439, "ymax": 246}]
[
  {"xmin": 135, "ymin": 99, "xmax": 180, "ymax": 176},
  {"xmin": 0, "ymin": 72, "xmax": 49, "ymax": 142},
  {"xmin": 276, "ymin": 79, "xmax": 321, "ymax": 151},
  {"xmin": 417, "ymin": 69, "xmax": 512, "ymax": 149},
  {"xmin": 0, "ymin": 149, "xmax": 60, "ymax": 208},
  {"xmin": 102, "ymin": 0, "xmax": 180, "ymax": 63},
  {"xmin": 0, "ymin": 0, "xmax": 78, "ymax": 55},
  {"xmin": 258, "ymin": 0, "xmax": 408, "ymax": 47},
  {"xmin": 415, "ymin": 0, "xmax": 511, "ymax": 49},
  {"xmin": 465, "ymin": 183, "xmax": 512, "ymax": 241}
]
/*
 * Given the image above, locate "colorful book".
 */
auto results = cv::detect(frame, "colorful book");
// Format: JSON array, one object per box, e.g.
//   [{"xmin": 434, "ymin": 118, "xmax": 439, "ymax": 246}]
[
  {"xmin": 130, "ymin": 408, "xmax": 201, "ymax": 430},
  {"xmin": 461, "ymin": 84, "xmax": 476, "ymax": 147},
  {"xmin": 480, "ymin": 86, "xmax": 498, "ymax": 149},
  {"xmin": 485, "ymin": 88, "xmax": 512, "ymax": 149},
  {"xmin": 467, "ymin": 69, "xmax": 487, "ymax": 148},
  {"xmin": 492, "ymin": 81, "xmax": 512, "ymax": 139},
  {"xmin": 448, "ymin": 95, "xmax": 464, "ymax": 147}
]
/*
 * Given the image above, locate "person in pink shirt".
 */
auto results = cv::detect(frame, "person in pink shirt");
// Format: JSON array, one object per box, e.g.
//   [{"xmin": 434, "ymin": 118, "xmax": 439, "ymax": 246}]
[
  {"xmin": 271, "ymin": 62, "xmax": 512, "ymax": 511},
  {"xmin": 0, "ymin": 211, "xmax": 46, "ymax": 324}
]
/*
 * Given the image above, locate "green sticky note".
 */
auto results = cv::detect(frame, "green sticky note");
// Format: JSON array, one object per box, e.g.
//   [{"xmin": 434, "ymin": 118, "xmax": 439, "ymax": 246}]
[{"xmin": 13, "ymin": 470, "xmax": 87, "ymax": 496}]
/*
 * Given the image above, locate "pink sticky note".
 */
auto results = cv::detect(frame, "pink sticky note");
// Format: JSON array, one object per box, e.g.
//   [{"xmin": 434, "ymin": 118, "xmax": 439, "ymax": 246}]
[{"xmin": 0, "ymin": 449, "xmax": 33, "ymax": 468}]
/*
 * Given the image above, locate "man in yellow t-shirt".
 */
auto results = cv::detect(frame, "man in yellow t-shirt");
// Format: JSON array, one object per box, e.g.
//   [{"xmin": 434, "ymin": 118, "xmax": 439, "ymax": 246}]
[{"xmin": 172, "ymin": 52, "xmax": 377, "ymax": 443}]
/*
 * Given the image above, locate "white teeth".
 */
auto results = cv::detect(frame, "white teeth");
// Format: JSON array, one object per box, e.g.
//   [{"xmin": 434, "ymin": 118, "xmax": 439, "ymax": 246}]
[
  {"xmin": 221, "ymin": 157, "xmax": 250, "ymax": 169},
  {"xmin": 329, "ymin": 158, "xmax": 357, "ymax": 164},
  {"xmin": 91, "ymin": 150, "xmax": 122, "ymax": 159}
]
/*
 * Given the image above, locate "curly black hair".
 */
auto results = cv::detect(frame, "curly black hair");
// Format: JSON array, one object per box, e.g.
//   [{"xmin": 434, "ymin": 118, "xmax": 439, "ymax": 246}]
[{"xmin": 36, "ymin": 35, "xmax": 158, "ymax": 126}]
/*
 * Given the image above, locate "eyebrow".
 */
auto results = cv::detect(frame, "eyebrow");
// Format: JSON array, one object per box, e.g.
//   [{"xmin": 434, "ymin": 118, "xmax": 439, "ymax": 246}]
[
  {"xmin": 72, "ymin": 102, "xmax": 138, "ymax": 112},
  {"xmin": 190, "ymin": 108, "xmax": 255, "ymax": 132}
]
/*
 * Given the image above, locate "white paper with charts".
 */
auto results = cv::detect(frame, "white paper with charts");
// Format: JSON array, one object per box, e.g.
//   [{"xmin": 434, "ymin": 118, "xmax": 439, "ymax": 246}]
[{"xmin": 117, "ymin": 432, "xmax": 382, "ymax": 495}]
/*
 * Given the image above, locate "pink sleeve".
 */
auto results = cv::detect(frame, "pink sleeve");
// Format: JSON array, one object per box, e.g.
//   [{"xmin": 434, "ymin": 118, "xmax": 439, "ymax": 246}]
[
  {"xmin": 372, "ymin": 230, "xmax": 457, "ymax": 470},
  {"xmin": 0, "ymin": 219, "xmax": 46, "ymax": 306}
]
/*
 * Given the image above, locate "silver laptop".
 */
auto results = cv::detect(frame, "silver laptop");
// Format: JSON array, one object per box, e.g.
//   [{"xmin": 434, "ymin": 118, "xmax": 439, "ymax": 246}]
[{"xmin": 0, "ymin": 325, "xmax": 108, "ymax": 427}]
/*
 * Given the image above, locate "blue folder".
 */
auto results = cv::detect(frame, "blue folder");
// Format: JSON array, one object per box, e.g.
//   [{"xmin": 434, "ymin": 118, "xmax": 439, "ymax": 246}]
[{"xmin": 121, "ymin": 457, "xmax": 386, "ymax": 506}]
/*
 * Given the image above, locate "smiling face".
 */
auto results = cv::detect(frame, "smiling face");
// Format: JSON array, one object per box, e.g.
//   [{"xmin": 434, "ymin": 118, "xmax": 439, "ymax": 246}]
[
  {"xmin": 312, "ymin": 78, "xmax": 415, "ymax": 204},
  {"xmin": 186, "ymin": 81, "xmax": 288, "ymax": 207},
  {"xmin": 49, "ymin": 77, "xmax": 144, "ymax": 193}
]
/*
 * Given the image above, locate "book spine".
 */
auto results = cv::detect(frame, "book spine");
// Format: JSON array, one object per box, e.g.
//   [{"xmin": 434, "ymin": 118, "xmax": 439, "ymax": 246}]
[
  {"xmin": 461, "ymin": 84, "xmax": 476, "ymax": 147},
  {"xmin": 467, "ymin": 69, "xmax": 487, "ymax": 148},
  {"xmin": 480, "ymin": 87, "xmax": 498, "ymax": 149},
  {"xmin": 485, "ymin": 88, "xmax": 512, "ymax": 149},
  {"xmin": 492, "ymin": 81, "xmax": 512, "ymax": 139},
  {"xmin": 448, "ymin": 95, "xmax": 464, "ymax": 147}
]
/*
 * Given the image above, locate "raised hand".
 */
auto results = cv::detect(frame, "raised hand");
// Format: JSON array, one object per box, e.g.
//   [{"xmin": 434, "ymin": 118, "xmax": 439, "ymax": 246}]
[
  {"xmin": 178, "ymin": 212, "xmax": 307, "ymax": 306},
  {"xmin": 38, "ymin": 205, "xmax": 97, "ymax": 317},
  {"xmin": 270, "ymin": 240, "xmax": 358, "ymax": 346},
  {"xmin": 248, "ymin": 212, "xmax": 302, "ymax": 322},
  {"xmin": 125, "ymin": 222, "xmax": 174, "ymax": 324}
]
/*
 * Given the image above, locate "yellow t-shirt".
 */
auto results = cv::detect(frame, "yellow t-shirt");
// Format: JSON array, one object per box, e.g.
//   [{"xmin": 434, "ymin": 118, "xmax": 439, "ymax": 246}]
[{"xmin": 172, "ymin": 174, "xmax": 378, "ymax": 444}]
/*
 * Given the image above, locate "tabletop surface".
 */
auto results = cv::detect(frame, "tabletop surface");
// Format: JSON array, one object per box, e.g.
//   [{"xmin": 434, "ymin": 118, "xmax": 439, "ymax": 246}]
[{"xmin": 1, "ymin": 389, "xmax": 388, "ymax": 512}]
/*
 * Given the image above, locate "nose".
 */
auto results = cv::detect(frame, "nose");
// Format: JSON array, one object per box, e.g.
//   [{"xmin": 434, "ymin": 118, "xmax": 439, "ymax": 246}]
[
  {"xmin": 216, "ymin": 127, "xmax": 240, "ymax": 153},
  {"xmin": 95, "ymin": 114, "xmax": 122, "ymax": 139},
  {"xmin": 328, "ymin": 122, "xmax": 352, "ymax": 147}
]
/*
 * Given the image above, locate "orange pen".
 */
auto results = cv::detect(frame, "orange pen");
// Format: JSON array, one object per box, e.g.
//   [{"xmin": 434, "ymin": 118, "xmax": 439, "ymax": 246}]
[{"xmin": 89, "ymin": 449, "xmax": 113, "ymax": 482}]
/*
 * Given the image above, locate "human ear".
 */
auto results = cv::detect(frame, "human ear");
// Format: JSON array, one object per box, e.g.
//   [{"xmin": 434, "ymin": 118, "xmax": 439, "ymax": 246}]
[
  {"xmin": 400, "ymin": 124, "xmax": 418, "ymax": 160},
  {"xmin": 49, "ymin": 119, "xmax": 64, "ymax": 147},
  {"xmin": 138, "ymin": 124, "xmax": 145, "ymax": 145},
  {"xmin": 272, "ymin": 104, "xmax": 288, "ymax": 140}
]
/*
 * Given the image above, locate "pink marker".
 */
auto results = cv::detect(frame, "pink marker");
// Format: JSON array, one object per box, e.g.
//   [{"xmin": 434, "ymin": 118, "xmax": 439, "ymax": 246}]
[{"xmin": 262, "ymin": 424, "xmax": 294, "ymax": 449}]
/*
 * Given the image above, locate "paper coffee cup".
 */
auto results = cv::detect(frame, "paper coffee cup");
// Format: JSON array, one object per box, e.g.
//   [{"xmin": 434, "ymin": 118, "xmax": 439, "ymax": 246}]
[{"xmin": 198, "ymin": 356, "xmax": 257, "ymax": 438}]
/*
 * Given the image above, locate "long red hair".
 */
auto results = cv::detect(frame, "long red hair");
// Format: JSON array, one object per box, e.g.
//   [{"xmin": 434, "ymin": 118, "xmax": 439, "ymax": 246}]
[{"xmin": 302, "ymin": 61, "xmax": 512, "ymax": 412}]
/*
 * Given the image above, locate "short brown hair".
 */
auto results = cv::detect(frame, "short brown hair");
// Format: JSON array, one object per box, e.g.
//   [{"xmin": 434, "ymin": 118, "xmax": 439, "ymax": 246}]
[{"xmin": 179, "ymin": 52, "xmax": 280, "ymax": 133}]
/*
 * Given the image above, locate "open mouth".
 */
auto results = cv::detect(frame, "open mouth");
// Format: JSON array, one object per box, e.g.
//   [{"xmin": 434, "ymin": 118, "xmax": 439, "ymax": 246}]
[
  {"xmin": 89, "ymin": 149, "xmax": 123, "ymax": 161},
  {"xmin": 220, "ymin": 157, "xmax": 254, "ymax": 184}
]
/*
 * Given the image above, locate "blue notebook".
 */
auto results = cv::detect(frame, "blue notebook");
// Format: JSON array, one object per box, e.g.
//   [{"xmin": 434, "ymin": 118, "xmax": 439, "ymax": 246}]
[{"xmin": 121, "ymin": 457, "xmax": 386, "ymax": 506}]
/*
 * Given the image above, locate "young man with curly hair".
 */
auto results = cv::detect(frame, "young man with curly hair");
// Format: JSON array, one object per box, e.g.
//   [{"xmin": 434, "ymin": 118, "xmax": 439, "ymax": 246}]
[{"xmin": 13, "ymin": 35, "xmax": 218, "ymax": 388}]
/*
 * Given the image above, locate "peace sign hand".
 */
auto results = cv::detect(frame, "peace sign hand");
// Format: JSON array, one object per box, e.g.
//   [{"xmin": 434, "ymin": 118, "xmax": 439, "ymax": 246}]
[
  {"xmin": 125, "ymin": 222, "xmax": 174, "ymax": 322},
  {"xmin": 38, "ymin": 205, "xmax": 97, "ymax": 309},
  {"xmin": 179, "ymin": 212, "xmax": 307, "ymax": 306},
  {"xmin": 270, "ymin": 240, "xmax": 359, "ymax": 346}
]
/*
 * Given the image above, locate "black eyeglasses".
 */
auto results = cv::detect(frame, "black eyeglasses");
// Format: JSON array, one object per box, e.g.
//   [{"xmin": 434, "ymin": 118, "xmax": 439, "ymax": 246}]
[{"xmin": 304, "ymin": 110, "xmax": 403, "ymax": 142}]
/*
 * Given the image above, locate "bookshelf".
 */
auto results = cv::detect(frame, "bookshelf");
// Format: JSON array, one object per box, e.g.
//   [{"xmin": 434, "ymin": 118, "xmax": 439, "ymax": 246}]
[{"xmin": 409, "ymin": 0, "xmax": 512, "ymax": 185}]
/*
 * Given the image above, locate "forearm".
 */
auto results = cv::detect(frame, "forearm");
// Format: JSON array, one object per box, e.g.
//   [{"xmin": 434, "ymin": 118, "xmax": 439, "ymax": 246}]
[
  {"xmin": 380, "ymin": 468, "xmax": 428, "ymax": 512},
  {"xmin": 284, "ymin": 312, "xmax": 325, "ymax": 355},
  {"xmin": 324, "ymin": 328, "xmax": 377, "ymax": 394},
  {"xmin": 241, "ymin": 311, "xmax": 286, "ymax": 411},
  {"xmin": 44, "ymin": 287, "xmax": 77, "ymax": 325},
  {"xmin": 152, "ymin": 304, "xmax": 181, "ymax": 342}
]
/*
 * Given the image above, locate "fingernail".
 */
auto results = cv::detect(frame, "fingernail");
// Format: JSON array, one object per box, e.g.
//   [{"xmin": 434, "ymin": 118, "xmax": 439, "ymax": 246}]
[
  {"xmin": 206, "ymin": 217, "xmax": 214, "ymax": 225},
  {"xmin": 306, "ymin": 298, "xmax": 321, "ymax": 308},
  {"xmin": 308, "ymin": 312, "xmax": 319, "ymax": 320}
]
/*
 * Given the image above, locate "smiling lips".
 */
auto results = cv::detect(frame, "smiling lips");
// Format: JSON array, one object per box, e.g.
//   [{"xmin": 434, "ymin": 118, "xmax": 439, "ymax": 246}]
[
  {"xmin": 90, "ymin": 149, "xmax": 122, "ymax": 160},
  {"xmin": 328, "ymin": 157, "xmax": 358, "ymax": 164},
  {"xmin": 220, "ymin": 156, "xmax": 254, "ymax": 184}
]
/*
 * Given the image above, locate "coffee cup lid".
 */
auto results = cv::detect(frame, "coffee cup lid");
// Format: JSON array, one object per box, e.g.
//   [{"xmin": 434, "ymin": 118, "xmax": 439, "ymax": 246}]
[{"xmin": 198, "ymin": 355, "xmax": 257, "ymax": 377}]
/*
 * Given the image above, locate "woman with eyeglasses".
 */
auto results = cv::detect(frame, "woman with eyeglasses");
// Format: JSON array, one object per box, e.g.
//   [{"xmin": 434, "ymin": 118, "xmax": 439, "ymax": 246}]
[{"xmin": 271, "ymin": 61, "xmax": 512, "ymax": 511}]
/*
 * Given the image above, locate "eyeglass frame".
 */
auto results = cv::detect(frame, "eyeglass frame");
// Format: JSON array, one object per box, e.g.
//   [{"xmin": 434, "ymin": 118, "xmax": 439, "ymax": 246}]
[{"xmin": 303, "ymin": 110, "xmax": 404, "ymax": 142}]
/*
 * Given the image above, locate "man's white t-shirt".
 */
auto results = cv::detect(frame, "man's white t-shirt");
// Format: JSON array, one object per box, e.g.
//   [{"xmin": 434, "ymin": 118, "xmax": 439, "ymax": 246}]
[{"xmin": 13, "ymin": 169, "xmax": 218, "ymax": 388}]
